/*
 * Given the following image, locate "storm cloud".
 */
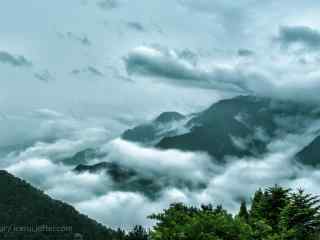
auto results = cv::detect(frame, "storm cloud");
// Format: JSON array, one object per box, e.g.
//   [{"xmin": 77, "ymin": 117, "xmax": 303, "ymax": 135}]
[
  {"xmin": 0, "ymin": 51, "xmax": 32, "ymax": 67},
  {"xmin": 72, "ymin": 66, "xmax": 104, "ymax": 78},
  {"xmin": 126, "ymin": 22, "xmax": 146, "ymax": 32},
  {"xmin": 238, "ymin": 49, "xmax": 254, "ymax": 57},
  {"xmin": 124, "ymin": 43, "xmax": 320, "ymax": 103},
  {"xmin": 58, "ymin": 32, "xmax": 91, "ymax": 46},
  {"xmin": 277, "ymin": 26, "xmax": 320, "ymax": 50},
  {"xmin": 34, "ymin": 70, "xmax": 54, "ymax": 82},
  {"xmin": 97, "ymin": 0, "xmax": 119, "ymax": 10},
  {"xmin": 125, "ymin": 46, "xmax": 264, "ymax": 93}
]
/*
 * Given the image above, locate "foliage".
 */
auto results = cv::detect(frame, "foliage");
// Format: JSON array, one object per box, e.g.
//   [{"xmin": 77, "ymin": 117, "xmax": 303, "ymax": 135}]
[
  {"xmin": 126, "ymin": 225, "xmax": 149, "ymax": 240},
  {"xmin": 149, "ymin": 203, "xmax": 251, "ymax": 240},
  {"xmin": 0, "ymin": 170, "xmax": 121, "ymax": 240},
  {"xmin": 238, "ymin": 200, "xmax": 249, "ymax": 223},
  {"xmin": 149, "ymin": 186, "xmax": 320, "ymax": 240}
]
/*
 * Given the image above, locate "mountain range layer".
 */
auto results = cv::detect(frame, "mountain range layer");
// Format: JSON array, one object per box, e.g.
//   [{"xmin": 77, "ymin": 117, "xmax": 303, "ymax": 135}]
[
  {"xmin": 61, "ymin": 95, "xmax": 320, "ymax": 200},
  {"xmin": 123, "ymin": 95, "xmax": 319, "ymax": 164},
  {"xmin": 2, "ymin": 95, "xmax": 320, "ymax": 230}
]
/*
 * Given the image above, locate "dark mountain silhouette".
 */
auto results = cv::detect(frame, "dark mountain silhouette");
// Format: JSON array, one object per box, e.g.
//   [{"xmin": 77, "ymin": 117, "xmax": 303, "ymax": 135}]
[
  {"xmin": 74, "ymin": 162, "xmax": 136, "ymax": 183},
  {"xmin": 296, "ymin": 135, "xmax": 320, "ymax": 167},
  {"xmin": 122, "ymin": 111, "xmax": 187, "ymax": 144},
  {"xmin": 74, "ymin": 162, "xmax": 162, "ymax": 198},
  {"xmin": 123, "ymin": 95, "xmax": 317, "ymax": 162},
  {"xmin": 154, "ymin": 112, "xmax": 185, "ymax": 123},
  {"xmin": 73, "ymin": 161, "xmax": 206, "ymax": 199},
  {"xmin": 0, "ymin": 170, "xmax": 123, "ymax": 240},
  {"xmin": 62, "ymin": 148, "xmax": 106, "ymax": 166},
  {"xmin": 157, "ymin": 96, "xmax": 274, "ymax": 161}
]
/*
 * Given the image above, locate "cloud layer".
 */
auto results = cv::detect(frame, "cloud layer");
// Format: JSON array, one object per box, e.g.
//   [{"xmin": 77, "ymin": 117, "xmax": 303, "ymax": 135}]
[
  {"xmin": 0, "ymin": 51, "xmax": 32, "ymax": 67},
  {"xmin": 277, "ymin": 26, "xmax": 320, "ymax": 50},
  {"xmin": 125, "ymin": 42, "xmax": 320, "ymax": 103},
  {"xmin": 125, "ymin": 46, "xmax": 260, "ymax": 93},
  {"xmin": 3, "ymin": 116, "xmax": 320, "ymax": 229}
]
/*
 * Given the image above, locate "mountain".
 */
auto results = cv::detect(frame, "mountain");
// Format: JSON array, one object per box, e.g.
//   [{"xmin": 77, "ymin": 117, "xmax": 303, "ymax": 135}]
[
  {"xmin": 123, "ymin": 95, "xmax": 318, "ymax": 162},
  {"xmin": 296, "ymin": 135, "xmax": 320, "ymax": 167},
  {"xmin": 154, "ymin": 112, "xmax": 185, "ymax": 123},
  {"xmin": 0, "ymin": 170, "xmax": 124, "ymax": 240},
  {"xmin": 74, "ymin": 162, "xmax": 137, "ymax": 183},
  {"xmin": 122, "ymin": 111, "xmax": 188, "ymax": 145},
  {"xmin": 74, "ymin": 162, "xmax": 161, "ymax": 198},
  {"xmin": 61, "ymin": 148, "xmax": 106, "ymax": 166},
  {"xmin": 54, "ymin": 95, "xmax": 320, "ymax": 203},
  {"xmin": 73, "ymin": 162, "xmax": 205, "ymax": 199}
]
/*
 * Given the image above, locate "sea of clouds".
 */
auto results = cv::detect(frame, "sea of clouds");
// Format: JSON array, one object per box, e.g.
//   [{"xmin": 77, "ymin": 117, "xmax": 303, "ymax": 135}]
[{"xmin": 2, "ymin": 109, "xmax": 320, "ymax": 230}]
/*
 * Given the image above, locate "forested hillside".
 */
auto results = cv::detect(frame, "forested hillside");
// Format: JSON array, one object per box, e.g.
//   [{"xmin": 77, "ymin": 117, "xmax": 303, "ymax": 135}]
[{"xmin": 0, "ymin": 170, "xmax": 146, "ymax": 240}]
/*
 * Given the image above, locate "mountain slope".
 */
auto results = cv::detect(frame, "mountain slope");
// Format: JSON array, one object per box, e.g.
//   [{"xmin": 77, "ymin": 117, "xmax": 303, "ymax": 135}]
[
  {"xmin": 122, "ymin": 111, "xmax": 187, "ymax": 144},
  {"xmin": 73, "ymin": 161, "xmax": 206, "ymax": 199},
  {"xmin": 154, "ymin": 112, "xmax": 185, "ymax": 123},
  {"xmin": 123, "ymin": 95, "xmax": 317, "ymax": 162},
  {"xmin": 296, "ymin": 135, "xmax": 320, "ymax": 167},
  {"xmin": 0, "ymin": 170, "xmax": 123, "ymax": 240},
  {"xmin": 157, "ymin": 96, "xmax": 275, "ymax": 160},
  {"xmin": 61, "ymin": 148, "xmax": 106, "ymax": 166}
]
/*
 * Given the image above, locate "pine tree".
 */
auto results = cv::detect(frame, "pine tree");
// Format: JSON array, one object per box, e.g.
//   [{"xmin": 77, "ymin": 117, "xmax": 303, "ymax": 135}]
[
  {"xmin": 201, "ymin": 203, "xmax": 213, "ymax": 212},
  {"xmin": 280, "ymin": 189, "xmax": 320, "ymax": 240},
  {"xmin": 238, "ymin": 200, "xmax": 249, "ymax": 223},
  {"xmin": 250, "ymin": 188, "xmax": 264, "ymax": 220},
  {"xmin": 127, "ymin": 225, "xmax": 149, "ymax": 240},
  {"xmin": 259, "ymin": 185, "xmax": 290, "ymax": 231},
  {"xmin": 213, "ymin": 205, "xmax": 227, "ymax": 215},
  {"xmin": 147, "ymin": 186, "xmax": 320, "ymax": 240}
]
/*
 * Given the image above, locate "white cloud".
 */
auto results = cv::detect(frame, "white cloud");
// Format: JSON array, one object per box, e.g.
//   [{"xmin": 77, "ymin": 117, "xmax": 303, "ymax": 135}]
[
  {"xmin": 6, "ymin": 157, "xmax": 111, "ymax": 203},
  {"xmin": 125, "ymin": 44, "xmax": 320, "ymax": 103},
  {"xmin": 14, "ymin": 127, "xmax": 108, "ymax": 161},
  {"xmin": 103, "ymin": 138, "xmax": 215, "ymax": 184},
  {"xmin": 3, "ymin": 119, "xmax": 320, "ymax": 229},
  {"xmin": 125, "ymin": 45, "xmax": 266, "ymax": 93}
]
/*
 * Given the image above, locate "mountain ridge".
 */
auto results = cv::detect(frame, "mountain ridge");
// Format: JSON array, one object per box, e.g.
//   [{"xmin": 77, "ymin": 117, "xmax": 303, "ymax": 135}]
[
  {"xmin": 123, "ymin": 95, "xmax": 318, "ymax": 163},
  {"xmin": 0, "ymin": 170, "xmax": 122, "ymax": 240}
]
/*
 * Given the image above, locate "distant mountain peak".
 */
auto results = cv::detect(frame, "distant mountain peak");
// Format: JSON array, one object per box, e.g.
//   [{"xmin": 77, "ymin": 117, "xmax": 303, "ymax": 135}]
[
  {"xmin": 122, "ymin": 111, "xmax": 188, "ymax": 144},
  {"xmin": 122, "ymin": 95, "xmax": 319, "ymax": 163},
  {"xmin": 154, "ymin": 111, "xmax": 185, "ymax": 123}
]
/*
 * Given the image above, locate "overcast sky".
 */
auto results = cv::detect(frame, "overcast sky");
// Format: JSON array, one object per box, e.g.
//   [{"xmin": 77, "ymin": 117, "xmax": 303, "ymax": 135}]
[
  {"xmin": 3, "ymin": 0, "xmax": 320, "ymax": 230},
  {"xmin": 2, "ymin": 0, "xmax": 320, "ymax": 121}
]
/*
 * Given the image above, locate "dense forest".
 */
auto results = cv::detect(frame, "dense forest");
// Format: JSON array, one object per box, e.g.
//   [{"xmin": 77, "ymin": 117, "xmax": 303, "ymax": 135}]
[
  {"xmin": 1, "ymin": 170, "xmax": 320, "ymax": 240},
  {"xmin": 148, "ymin": 185, "xmax": 320, "ymax": 240}
]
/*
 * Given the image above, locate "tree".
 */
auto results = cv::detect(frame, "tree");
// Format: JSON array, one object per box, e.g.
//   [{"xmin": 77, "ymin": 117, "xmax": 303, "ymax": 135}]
[
  {"xmin": 149, "ymin": 203, "xmax": 197, "ymax": 240},
  {"xmin": 238, "ymin": 200, "xmax": 249, "ymax": 223},
  {"xmin": 149, "ymin": 203, "xmax": 251, "ymax": 240},
  {"xmin": 250, "ymin": 188, "xmax": 264, "ymax": 220},
  {"xmin": 258, "ymin": 185, "xmax": 290, "ymax": 232},
  {"xmin": 127, "ymin": 225, "xmax": 149, "ymax": 240},
  {"xmin": 280, "ymin": 189, "xmax": 320, "ymax": 240},
  {"xmin": 148, "ymin": 187, "xmax": 320, "ymax": 240}
]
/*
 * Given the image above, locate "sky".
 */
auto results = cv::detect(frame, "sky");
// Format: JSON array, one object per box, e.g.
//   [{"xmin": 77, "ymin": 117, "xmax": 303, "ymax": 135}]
[{"xmin": 2, "ymin": 0, "xmax": 320, "ymax": 230}]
